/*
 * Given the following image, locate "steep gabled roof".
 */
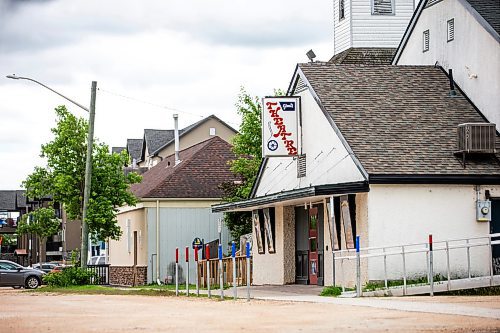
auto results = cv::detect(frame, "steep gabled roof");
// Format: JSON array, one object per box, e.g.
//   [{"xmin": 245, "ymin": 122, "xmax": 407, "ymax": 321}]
[
  {"xmin": 329, "ymin": 48, "xmax": 396, "ymax": 65},
  {"xmin": 131, "ymin": 136, "xmax": 237, "ymax": 199},
  {"xmin": 149, "ymin": 114, "xmax": 238, "ymax": 156},
  {"xmin": 127, "ymin": 139, "xmax": 143, "ymax": 162},
  {"xmin": 144, "ymin": 129, "xmax": 176, "ymax": 156},
  {"xmin": 466, "ymin": 0, "xmax": 500, "ymax": 36},
  {"xmin": 393, "ymin": 0, "xmax": 500, "ymax": 64},
  {"xmin": 0, "ymin": 191, "xmax": 17, "ymax": 211},
  {"xmin": 296, "ymin": 62, "xmax": 500, "ymax": 176}
]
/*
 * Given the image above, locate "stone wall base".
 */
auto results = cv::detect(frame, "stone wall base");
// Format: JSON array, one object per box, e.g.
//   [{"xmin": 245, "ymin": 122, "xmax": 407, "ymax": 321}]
[{"xmin": 110, "ymin": 266, "xmax": 147, "ymax": 286}]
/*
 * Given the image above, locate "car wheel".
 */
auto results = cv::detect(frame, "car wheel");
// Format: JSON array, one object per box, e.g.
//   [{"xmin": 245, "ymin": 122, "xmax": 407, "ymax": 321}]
[
  {"xmin": 12, "ymin": 286, "xmax": 22, "ymax": 289},
  {"xmin": 25, "ymin": 276, "xmax": 40, "ymax": 289}
]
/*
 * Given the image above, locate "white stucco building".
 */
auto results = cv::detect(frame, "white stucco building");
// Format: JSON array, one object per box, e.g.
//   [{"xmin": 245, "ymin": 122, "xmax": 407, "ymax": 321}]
[
  {"xmin": 213, "ymin": 63, "xmax": 500, "ymax": 287},
  {"xmin": 393, "ymin": 0, "xmax": 500, "ymax": 131}
]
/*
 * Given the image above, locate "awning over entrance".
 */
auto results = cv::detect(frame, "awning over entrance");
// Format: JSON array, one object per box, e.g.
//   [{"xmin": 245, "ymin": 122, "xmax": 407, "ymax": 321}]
[
  {"xmin": 212, "ymin": 181, "xmax": 369, "ymax": 213},
  {"xmin": 14, "ymin": 249, "xmax": 27, "ymax": 255}
]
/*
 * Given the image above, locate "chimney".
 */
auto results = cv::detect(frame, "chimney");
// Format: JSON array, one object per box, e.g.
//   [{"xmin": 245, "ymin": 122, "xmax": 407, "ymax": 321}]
[
  {"xmin": 449, "ymin": 69, "xmax": 457, "ymax": 96},
  {"xmin": 173, "ymin": 114, "xmax": 180, "ymax": 165}
]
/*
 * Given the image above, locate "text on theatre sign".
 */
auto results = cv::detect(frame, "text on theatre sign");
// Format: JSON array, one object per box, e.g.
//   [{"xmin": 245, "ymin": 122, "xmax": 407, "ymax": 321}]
[{"xmin": 262, "ymin": 97, "xmax": 300, "ymax": 157}]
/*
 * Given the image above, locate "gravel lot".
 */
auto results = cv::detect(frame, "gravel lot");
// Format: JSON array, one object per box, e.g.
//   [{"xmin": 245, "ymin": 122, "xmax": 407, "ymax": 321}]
[{"xmin": 1, "ymin": 288, "xmax": 499, "ymax": 333}]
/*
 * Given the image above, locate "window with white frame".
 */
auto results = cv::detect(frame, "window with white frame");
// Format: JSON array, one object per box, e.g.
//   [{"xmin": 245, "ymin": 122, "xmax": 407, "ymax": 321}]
[
  {"xmin": 423, "ymin": 30, "xmax": 430, "ymax": 52},
  {"xmin": 447, "ymin": 19, "xmax": 454, "ymax": 42},
  {"xmin": 372, "ymin": 0, "xmax": 394, "ymax": 15},
  {"xmin": 339, "ymin": 0, "xmax": 345, "ymax": 20}
]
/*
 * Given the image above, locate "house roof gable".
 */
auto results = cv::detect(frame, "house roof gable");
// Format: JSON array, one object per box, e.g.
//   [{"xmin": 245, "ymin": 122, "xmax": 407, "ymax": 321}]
[
  {"xmin": 126, "ymin": 139, "xmax": 143, "ymax": 162},
  {"xmin": 130, "ymin": 136, "xmax": 237, "ymax": 199}
]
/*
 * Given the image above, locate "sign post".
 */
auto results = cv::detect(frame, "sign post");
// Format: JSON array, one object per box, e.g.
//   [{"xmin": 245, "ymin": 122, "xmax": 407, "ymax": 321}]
[
  {"xmin": 232, "ymin": 241, "xmax": 237, "ymax": 300},
  {"xmin": 356, "ymin": 236, "xmax": 361, "ymax": 298},
  {"xmin": 206, "ymin": 244, "xmax": 211, "ymax": 298}
]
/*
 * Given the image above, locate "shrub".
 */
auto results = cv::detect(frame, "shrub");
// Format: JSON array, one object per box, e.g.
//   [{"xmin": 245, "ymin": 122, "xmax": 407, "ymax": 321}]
[
  {"xmin": 43, "ymin": 266, "xmax": 97, "ymax": 287},
  {"xmin": 320, "ymin": 286, "xmax": 342, "ymax": 297}
]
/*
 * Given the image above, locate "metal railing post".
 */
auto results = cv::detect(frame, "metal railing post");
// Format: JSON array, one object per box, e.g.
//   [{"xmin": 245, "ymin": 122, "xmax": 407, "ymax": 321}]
[
  {"xmin": 175, "ymin": 247, "xmax": 179, "ymax": 296},
  {"xmin": 428, "ymin": 235, "xmax": 434, "ymax": 297},
  {"xmin": 466, "ymin": 239, "xmax": 471, "ymax": 279},
  {"xmin": 206, "ymin": 244, "xmax": 211, "ymax": 298},
  {"xmin": 185, "ymin": 246, "xmax": 190, "ymax": 296},
  {"xmin": 356, "ymin": 236, "xmax": 361, "ymax": 297},
  {"xmin": 445, "ymin": 241, "xmax": 451, "ymax": 290},
  {"xmin": 219, "ymin": 244, "xmax": 224, "ymax": 299},
  {"xmin": 488, "ymin": 237, "xmax": 493, "ymax": 286},
  {"xmin": 232, "ymin": 241, "xmax": 237, "ymax": 300},
  {"xmin": 246, "ymin": 242, "xmax": 251, "ymax": 301},
  {"xmin": 402, "ymin": 246, "xmax": 407, "ymax": 296},
  {"xmin": 195, "ymin": 247, "xmax": 199, "ymax": 296},
  {"xmin": 383, "ymin": 247, "xmax": 388, "ymax": 289}
]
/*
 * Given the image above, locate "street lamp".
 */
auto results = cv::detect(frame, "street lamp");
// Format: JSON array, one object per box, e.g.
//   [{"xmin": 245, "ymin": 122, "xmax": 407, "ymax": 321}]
[{"xmin": 6, "ymin": 74, "xmax": 96, "ymax": 268}]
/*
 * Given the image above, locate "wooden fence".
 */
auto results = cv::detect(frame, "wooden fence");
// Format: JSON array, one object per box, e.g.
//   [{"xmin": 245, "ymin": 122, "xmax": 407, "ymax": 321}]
[{"xmin": 197, "ymin": 256, "xmax": 252, "ymax": 288}]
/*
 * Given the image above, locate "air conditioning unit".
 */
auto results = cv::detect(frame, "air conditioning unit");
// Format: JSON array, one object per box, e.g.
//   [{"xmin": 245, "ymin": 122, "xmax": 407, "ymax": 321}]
[{"xmin": 457, "ymin": 123, "xmax": 496, "ymax": 154}]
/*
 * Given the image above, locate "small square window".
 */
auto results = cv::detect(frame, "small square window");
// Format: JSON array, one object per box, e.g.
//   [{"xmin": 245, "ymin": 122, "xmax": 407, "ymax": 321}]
[
  {"xmin": 339, "ymin": 0, "xmax": 345, "ymax": 20},
  {"xmin": 447, "ymin": 19, "xmax": 454, "ymax": 42},
  {"xmin": 423, "ymin": 30, "xmax": 430, "ymax": 52},
  {"xmin": 209, "ymin": 127, "xmax": 216, "ymax": 136},
  {"xmin": 372, "ymin": 0, "xmax": 394, "ymax": 15}
]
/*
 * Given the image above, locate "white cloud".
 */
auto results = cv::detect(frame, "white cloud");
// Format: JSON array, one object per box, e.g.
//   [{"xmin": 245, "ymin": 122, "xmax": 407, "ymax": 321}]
[{"xmin": 0, "ymin": 0, "xmax": 333, "ymax": 189}]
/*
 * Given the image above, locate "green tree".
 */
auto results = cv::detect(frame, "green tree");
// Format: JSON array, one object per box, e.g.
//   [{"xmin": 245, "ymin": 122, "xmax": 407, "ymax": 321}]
[
  {"xmin": 17, "ymin": 207, "xmax": 61, "ymax": 267},
  {"xmin": 222, "ymin": 88, "xmax": 283, "ymax": 240},
  {"xmin": 23, "ymin": 106, "xmax": 141, "ymax": 244}
]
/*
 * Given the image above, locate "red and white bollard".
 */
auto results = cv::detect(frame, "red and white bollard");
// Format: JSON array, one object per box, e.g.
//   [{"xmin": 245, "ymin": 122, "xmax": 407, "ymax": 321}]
[
  {"xmin": 195, "ymin": 246, "xmax": 199, "ymax": 297},
  {"xmin": 175, "ymin": 247, "xmax": 179, "ymax": 296},
  {"xmin": 185, "ymin": 246, "xmax": 189, "ymax": 296},
  {"xmin": 206, "ymin": 244, "xmax": 211, "ymax": 298}
]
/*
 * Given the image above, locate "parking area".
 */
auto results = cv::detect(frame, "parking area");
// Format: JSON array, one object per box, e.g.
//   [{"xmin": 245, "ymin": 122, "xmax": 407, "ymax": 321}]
[{"xmin": 1, "ymin": 288, "xmax": 500, "ymax": 332}]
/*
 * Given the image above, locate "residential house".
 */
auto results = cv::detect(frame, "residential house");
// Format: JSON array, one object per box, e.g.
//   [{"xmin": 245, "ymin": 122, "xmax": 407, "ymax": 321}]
[
  {"xmin": 108, "ymin": 136, "xmax": 238, "ymax": 286},
  {"xmin": 393, "ymin": 0, "xmax": 500, "ymax": 130},
  {"xmin": 213, "ymin": 63, "xmax": 500, "ymax": 287},
  {"xmin": 136, "ymin": 115, "xmax": 237, "ymax": 169}
]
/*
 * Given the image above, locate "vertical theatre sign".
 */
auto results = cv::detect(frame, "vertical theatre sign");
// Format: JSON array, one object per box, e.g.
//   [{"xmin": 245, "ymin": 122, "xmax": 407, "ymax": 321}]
[{"xmin": 262, "ymin": 97, "xmax": 301, "ymax": 157}]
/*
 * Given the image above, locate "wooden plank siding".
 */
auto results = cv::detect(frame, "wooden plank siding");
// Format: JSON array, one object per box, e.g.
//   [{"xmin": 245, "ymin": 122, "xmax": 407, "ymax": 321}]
[
  {"xmin": 334, "ymin": 0, "xmax": 353, "ymax": 54},
  {"xmin": 351, "ymin": 0, "xmax": 415, "ymax": 48}
]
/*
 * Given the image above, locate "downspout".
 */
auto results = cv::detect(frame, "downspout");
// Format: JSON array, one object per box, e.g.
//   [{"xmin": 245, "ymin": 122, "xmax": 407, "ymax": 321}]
[{"xmin": 156, "ymin": 199, "xmax": 160, "ymax": 284}]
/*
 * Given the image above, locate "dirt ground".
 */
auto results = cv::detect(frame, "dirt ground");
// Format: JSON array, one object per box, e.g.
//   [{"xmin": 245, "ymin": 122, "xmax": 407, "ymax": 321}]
[{"xmin": 1, "ymin": 288, "xmax": 499, "ymax": 333}]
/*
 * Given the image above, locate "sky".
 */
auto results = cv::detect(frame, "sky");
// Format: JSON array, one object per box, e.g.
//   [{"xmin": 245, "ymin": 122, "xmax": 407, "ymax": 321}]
[{"xmin": 0, "ymin": 0, "xmax": 334, "ymax": 189}]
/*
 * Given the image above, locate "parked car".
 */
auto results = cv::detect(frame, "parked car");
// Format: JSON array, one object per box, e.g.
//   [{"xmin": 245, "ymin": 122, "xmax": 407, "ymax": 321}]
[
  {"xmin": 32, "ymin": 262, "xmax": 62, "ymax": 273},
  {"xmin": 0, "ymin": 260, "xmax": 45, "ymax": 289}
]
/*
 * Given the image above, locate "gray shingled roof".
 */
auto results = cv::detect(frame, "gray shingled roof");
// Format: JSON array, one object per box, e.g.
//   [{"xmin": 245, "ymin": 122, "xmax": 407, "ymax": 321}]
[
  {"xmin": 127, "ymin": 139, "xmax": 143, "ymax": 162},
  {"xmin": 466, "ymin": 0, "xmax": 500, "ymax": 36},
  {"xmin": 16, "ymin": 190, "xmax": 27, "ymax": 208},
  {"xmin": 329, "ymin": 48, "xmax": 396, "ymax": 65},
  {"xmin": 298, "ymin": 63, "xmax": 500, "ymax": 176},
  {"xmin": 144, "ymin": 129, "xmax": 176, "ymax": 156},
  {"xmin": 0, "ymin": 191, "xmax": 17, "ymax": 211}
]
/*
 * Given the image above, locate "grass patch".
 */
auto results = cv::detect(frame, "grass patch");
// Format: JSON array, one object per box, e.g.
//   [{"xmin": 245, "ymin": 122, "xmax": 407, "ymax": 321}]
[
  {"xmin": 320, "ymin": 286, "xmax": 342, "ymax": 297},
  {"xmin": 135, "ymin": 283, "xmax": 230, "ymax": 291},
  {"xmin": 29, "ymin": 285, "xmax": 176, "ymax": 296},
  {"xmin": 363, "ymin": 275, "xmax": 446, "ymax": 292}
]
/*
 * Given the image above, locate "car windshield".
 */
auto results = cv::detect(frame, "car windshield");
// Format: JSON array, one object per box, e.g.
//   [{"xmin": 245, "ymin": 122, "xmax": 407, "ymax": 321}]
[{"xmin": 0, "ymin": 261, "xmax": 22, "ymax": 270}]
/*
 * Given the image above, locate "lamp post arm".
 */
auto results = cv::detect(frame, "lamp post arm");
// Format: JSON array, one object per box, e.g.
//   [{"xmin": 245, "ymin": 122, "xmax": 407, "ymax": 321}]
[{"xmin": 9, "ymin": 76, "xmax": 89, "ymax": 112}]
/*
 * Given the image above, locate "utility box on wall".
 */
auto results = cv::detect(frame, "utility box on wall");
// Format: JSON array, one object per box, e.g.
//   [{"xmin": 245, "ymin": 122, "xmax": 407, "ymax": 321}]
[{"xmin": 476, "ymin": 200, "xmax": 492, "ymax": 222}]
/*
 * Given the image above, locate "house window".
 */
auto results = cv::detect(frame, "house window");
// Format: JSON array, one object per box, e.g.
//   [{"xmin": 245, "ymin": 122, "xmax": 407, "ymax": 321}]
[
  {"xmin": 423, "ymin": 30, "xmax": 430, "ymax": 52},
  {"xmin": 447, "ymin": 19, "xmax": 454, "ymax": 42},
  {"xmin": 372, "ymin": 0, "xmax": 394, "ymax": 15},
  {"xmin": 339, "ymin": 0, "xmax": 345, "ymax": 20},
  {"xmin": 209, "ymin": 127, "xmax": 216, "ymax": 136}
]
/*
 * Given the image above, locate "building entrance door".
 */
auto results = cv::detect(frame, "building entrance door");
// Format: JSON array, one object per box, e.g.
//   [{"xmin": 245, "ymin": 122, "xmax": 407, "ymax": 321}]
[{"xmin": 308, "ymin": 207, "xmax": 319, "ymax": 285}]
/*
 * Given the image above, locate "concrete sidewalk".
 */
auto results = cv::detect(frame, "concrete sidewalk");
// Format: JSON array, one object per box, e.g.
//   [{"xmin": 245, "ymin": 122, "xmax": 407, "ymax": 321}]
[{"xmin": 184, "ymin": 285, "xmax": 500, "ymax": 320}]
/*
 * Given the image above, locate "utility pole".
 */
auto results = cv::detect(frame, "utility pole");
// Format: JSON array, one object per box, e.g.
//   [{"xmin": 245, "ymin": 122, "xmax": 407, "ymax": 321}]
[{"xmin": 81, "ymin": 81, "xmax": 97, "ymax": 268}]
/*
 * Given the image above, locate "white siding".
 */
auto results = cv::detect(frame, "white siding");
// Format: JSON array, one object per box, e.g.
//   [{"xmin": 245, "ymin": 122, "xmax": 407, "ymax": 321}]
[
  {"xmin": 366, "ymin": 184, "xmax": 500, "ymax": 280},
  {"xmin": 396, "ymin": 0, "xmax": 500, "ymax": 131},
  {"xmin": 255, "ymin": 85, "xmax": 365, "ymax": 197},
  {"xmin": 351, "ymin": 0, "xmax": 415, "ymax": 48},
  {"xmin": 334, "ymin": 0, "xmax": 353, "ymax": 54}
]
